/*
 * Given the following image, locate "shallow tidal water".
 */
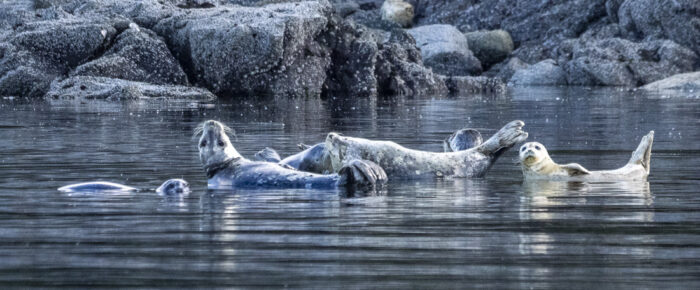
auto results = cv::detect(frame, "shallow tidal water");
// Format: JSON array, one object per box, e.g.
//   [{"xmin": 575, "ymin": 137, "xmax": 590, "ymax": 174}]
[{"xmin": 1, "ymin": 87, "xmax": 699, "ymax": 288}]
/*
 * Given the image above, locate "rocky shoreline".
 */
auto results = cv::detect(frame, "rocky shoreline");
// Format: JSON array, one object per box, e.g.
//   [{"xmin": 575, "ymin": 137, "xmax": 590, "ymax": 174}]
[{"xmin": 0, "ymin": 0, "xmax": 697, "ymax": 101}]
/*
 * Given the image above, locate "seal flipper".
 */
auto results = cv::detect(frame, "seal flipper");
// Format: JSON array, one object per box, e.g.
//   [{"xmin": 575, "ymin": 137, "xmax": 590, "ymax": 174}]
[
  {"xmin": 254, "ymin": 147, "xmax": 282, "ymax": 163},
  {"xmin": 298, "ymin": 143, "xmax": 312, "ymax": 150},
  {"xmin": 337, "ymin": 160, "xmax": 388, "ymax": 189},
  {"xmin": 443, "ymin": 129, "xmax": 484, "ymax": 152},
  {"xmin": 626, "ymin": 131, "xmax": 654, "ymax": 173},
  {"xmin": 476, "ymin": 120, "xmax": 528, "ymax": 158},
  {"xmin": 561, "ymin": 163, "xmax": 591, "ymax": 176}
]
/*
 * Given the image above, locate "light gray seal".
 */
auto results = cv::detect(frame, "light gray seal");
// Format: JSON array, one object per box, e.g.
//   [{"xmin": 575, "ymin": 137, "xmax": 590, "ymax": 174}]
[
  {"xmin": 325, "ymin": 120, "xmax": 528, "ymax": 178},
  {"xmin": 196, "ymin": 120, "xmax": 386, "ymax": 190},
  {"xmin": 254, "ymin": 128, "xmax": 483, "ymax": 174},
  {"xmin": 519, "ymin": 131, "xmax": 654, "ymax": 181},
  {"xmin": 58, "ymin": 179, "xmax": 190, "ymax": 195}
]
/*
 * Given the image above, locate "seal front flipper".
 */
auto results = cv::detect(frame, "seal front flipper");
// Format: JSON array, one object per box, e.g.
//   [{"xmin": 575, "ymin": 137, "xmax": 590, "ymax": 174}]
[
  {"xmin": 560, "ymin": 163, "xmax": 591, "ymax": 176},
  {"xmin": 443, "ymin": 128, "xmax": 483, "ymax": 152},
  {"xmin": 254, "ymin": 147, "xmax": 282, "ymax": 163},
  {"xmin": 297, "ymin": 143, "xmax": 312, "ymax": 150},
  {"xmin": 337, "ymin": 160, "xmax": 388, "ymax": 189}
]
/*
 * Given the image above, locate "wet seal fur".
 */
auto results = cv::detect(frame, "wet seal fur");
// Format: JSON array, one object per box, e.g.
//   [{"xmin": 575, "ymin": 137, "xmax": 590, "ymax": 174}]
[
  {"xmin": 196, "ymin": 120, "xmax": 386, "ymax": 190},
  {"xmin": 325, "ymin": 120, "xmax": 528, "ymax": 178},
  {"xmin": 519, "ymin": 131, "xmax": 654, "ymax": 181},
  {"xmin": 58, "ymin": 179, "xmax": 190, "ymax": 195},
  {"xmin": 254, "ymin": 143, "xmax": 332, "ymax": 174}
]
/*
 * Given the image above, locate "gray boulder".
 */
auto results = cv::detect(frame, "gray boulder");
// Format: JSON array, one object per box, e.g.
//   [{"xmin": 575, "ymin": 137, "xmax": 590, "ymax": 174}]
[
  {"xmin": 46, "ymin": 76, "xmax": 216, "ymax": 101},
  {"xmin": 0, "ymin": 19, "xmax": 117, "ymax": 98},
  {"xmin": 464, "ymin": 29, "xmax": 513, "ymax": 68},
  {"xmin": 407, "ymin": 24, "xmax": 481, "ymax": 76},
  {"xmin": 509, "ymin": 59, "xmax": 567, "ymax": 86},
  {"xmin": 72, "ymin": 25, "xmax": 189, "ymax": 86},
  {"xmin": 641, "ymin": 72, "xmax": 700, "ymax": 92},
  {"xmin": 485, "ymin": 57, "xmax": 528, "ymax": 81},
  {"xmin": 153, "ymin": 1, "xmax": 333, "ymax": 98},
  {"xmin": 618, "ymin": 0, "xmax": 700, "ymax": 55},
  {"xmin": 557, "ymin": 38, "xmax": 698, "ymax": 86}
]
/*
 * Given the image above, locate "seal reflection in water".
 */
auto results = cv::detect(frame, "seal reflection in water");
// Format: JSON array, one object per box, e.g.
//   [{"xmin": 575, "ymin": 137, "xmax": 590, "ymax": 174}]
[
  {"xmin": 519, "ymin": 131, "xmax": 654, "ymax": 181},
  {"xmin": 195, "ymin": 120, "xmax": 387, "ymax": 190},
  {"xmin": 325, "ymin": 120, "xmax": 528, "ymax": 178}
]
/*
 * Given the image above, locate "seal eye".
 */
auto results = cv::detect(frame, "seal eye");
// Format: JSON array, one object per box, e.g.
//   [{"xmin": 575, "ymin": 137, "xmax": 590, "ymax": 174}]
[
  {"xmin": 217, "ymin": 140, "xmax": 224, "ymax": 147},
  {"xmin": 535, "ymin": 145, "xmax": 541, "ymax": 150},
  {"xmin": 200, "ymin": 140, "xmax": 207, "ymax": 147},
  {"xmin": 521, "ymin": 147, "xmax": 526, "ymax": 152}
]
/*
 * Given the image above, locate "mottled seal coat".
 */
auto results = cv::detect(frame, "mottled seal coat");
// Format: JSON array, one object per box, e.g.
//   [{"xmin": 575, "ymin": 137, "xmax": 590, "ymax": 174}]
[
  {"xmin": 255, "ymin": 143, "xmax": 332, "ymax": 174},
  {"xmin": 58, "ymin": 179, "xmax": 190, "ymax": 195},
  {"xmin": 325, "ymin": 120, "xmax": 528, "ymax": 178},
  {"xmin": 197, "ymin": 120, "xmax": 386, "ymax": 190},
  {"xmin": 519, "ymin": 131, "xmax": 654, "ymax": 181}
]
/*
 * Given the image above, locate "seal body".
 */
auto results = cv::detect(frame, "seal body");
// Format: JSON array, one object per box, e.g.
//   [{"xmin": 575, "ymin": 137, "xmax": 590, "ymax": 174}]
[
  {"xmin": 255, "ymin": 143, "xmax": 333, "ymax": 174},
  {"xmin": 197, "ymin": 120, "xmax": 386, "ymax": 190},
  {"xmin": 325, "ymin": 120, "xmax": 528, "ymax": 178},
  {"xmin": 58, "ymin": 181, "xmax": 137, "ymax": 193},
  {"xmin": 519, "ymin": 131, "xmax": 654, "ymax": 181}
]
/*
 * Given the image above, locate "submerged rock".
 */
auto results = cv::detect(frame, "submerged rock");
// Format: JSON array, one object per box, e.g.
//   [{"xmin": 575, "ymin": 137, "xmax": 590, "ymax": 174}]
[
  {"xmin": 407, "ymin": 24, "xmax": 481, "ymax": 76},
  {"xmin": 509, "ymin": 59, "xmax": 567, "ymax": 86},
  {"xmin": 441, "ymin": 75, "xmax": 506, "ymax": 95},
  {"xmin": 641, "ymin": 72, "xmax": 700, "ymax": 92},
  {"xmin": 464, "ymin": 29, "xmax": 514, "ymax": 68},
  {"xmin": 46, "ymin": 76, "xmax": 215, "ymax": 101}
]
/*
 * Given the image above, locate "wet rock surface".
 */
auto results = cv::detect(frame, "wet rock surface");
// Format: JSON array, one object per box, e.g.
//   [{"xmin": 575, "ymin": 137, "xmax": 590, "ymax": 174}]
[
  {"xmin": 46, "ymin": 76, "xmax": 215, "ymax": 101},
  {"xmin": 0, "ymin": 0, "xmax": 698, "ymax": 100}
]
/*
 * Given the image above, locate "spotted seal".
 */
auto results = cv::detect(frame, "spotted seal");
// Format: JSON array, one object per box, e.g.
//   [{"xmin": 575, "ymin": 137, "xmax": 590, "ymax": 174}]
[
  {"xmin": 519, "ymin": 131, "xmax": 654, "ymax": 181},
  {"xmin": 196, "ymin": 120, "xmax": 386, "ymax": 190},
  {"xmin": 325, "ymin": 120, "xmax": 528, "ymax": 178},
  {"xmin": 58, "ymin": 179, "xmax": 190, "ymax": 195}
]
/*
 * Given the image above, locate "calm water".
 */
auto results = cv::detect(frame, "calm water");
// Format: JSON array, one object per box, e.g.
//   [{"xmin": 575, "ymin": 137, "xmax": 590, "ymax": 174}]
[{"xmin": 1, "ymin": 87, "xmax": 699, "ymax": 288}]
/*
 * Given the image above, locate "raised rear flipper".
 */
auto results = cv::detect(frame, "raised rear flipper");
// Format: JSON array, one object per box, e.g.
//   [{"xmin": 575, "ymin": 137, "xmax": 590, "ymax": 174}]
[
  {"xmin": 626, "ymin": 131, "xmax": 654, "ymax": 173},
  {"xmin": 337, "ymin": 159, "xmax": 388, "ymax": 189},
  {"xmin": 476, "ymin": 120, "xmax": 528, "ymax": 157},
  {"xmin": 254, "ymin": 147, "xmax": 282, "ymax": 163},
  {"xmin": 443, "ymin": 128, "xmax": 483, "ymax": 152}
]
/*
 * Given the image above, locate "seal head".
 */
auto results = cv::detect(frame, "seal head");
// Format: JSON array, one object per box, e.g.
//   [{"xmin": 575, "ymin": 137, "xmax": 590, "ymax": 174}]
[{"xmin": 156, "ymin": 179, "xmax": 190, "ymax": 195}]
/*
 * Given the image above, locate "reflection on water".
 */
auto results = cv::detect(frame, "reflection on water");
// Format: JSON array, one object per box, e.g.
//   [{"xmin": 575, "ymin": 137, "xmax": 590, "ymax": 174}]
[{"xmin": 0, "ymin": 87, "xmax": 699, "ymax": 287}]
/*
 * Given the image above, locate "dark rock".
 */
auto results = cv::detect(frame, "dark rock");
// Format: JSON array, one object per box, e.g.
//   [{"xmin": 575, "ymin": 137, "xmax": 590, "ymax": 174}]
[
  {"xmin": 509, "ymin": 59, "xmax": 567, "ymax": 86},
  {"xmin": 413, "ymin": 0, "xmax": 607, "ymax": 46},
  {"xmin": 46, "ymin": 76, "xmax": 216, "ymax": 101},
  {"xmin": 618, "ymin": 0, "xmax": 700, "ymax": 55},
  {"xmin": 72, "ymin": 25, "xmax": 189, "ymax": 86},
  {"xmin": 605, "ymin": 0, "xmax": 624, "ymax": 23},
  {"xmin": 485, "ymin": 57, "xmax": 528, "ymax": 81},
  {"xmin": 153, "ymin": 1, "xmax": 333, "ymax": 98},
  {"xmin": 0, "ymin": 19, "xmax": 117, "ymax": 98},
  {"xmin": 464, "ymin": 29, "xmax": 514, "ymax": 68},
  {"xmin": 441, "ymin": 75, "xmax": 506, "ymax": 94},
  {"xmin": 407, "ymin": 24, "xmax": 481, "ymax": 76},
  {"xmin": 557, "ymin": 38, "xmax": 698, "ymax": 86}
]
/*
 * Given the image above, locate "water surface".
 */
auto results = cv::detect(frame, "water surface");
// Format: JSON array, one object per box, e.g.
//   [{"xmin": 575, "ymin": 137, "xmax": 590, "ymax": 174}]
[{"xmin": 1, "ymin": 87, "xmax": 699, "ymax": 288}]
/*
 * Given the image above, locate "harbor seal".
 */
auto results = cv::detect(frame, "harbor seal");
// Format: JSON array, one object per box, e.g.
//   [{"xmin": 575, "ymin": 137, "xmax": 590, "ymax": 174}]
[
  {"xmin": 519, "ymin": 131, "xmax": 654, "ymax": 181},
  {"xmin": 254, "ymin": 128, "xmax": 482, "ymax": 174},
  {"xmin": 58, "ymin": 179, "xmax": 190, "ymax": 195},
  {"xmin": 325, "ymin": 120, "xmax": 528, "ymax": 178},
  {"xmin": 196, "ymin": 120, "xmax": 387, "ymax": 190}
]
